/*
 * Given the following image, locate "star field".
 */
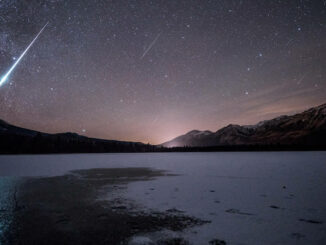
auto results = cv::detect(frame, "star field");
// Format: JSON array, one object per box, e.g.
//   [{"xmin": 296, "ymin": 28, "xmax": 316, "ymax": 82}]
[{"xmin": 0, "ymin": 0, "xmax": 325, "ymax": 144}]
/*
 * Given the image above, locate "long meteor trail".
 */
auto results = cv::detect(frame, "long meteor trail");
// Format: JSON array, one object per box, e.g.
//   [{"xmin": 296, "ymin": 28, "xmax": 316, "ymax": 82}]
[
  {"xmin": 140, "ymin": 33, "xmax": 161, "ymax": 60},
  {"xmin": 0, "ymin": 22, "xmax": 49, "ymax": 88}
]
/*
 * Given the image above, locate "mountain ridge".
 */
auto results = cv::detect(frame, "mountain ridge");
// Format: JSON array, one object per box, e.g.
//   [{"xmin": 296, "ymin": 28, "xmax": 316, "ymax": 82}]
[
  {"xmin": 1, "ymin": 103, "xmax": 325, "ymax": 153},
  {"xmin": 0, "ymin": 119, "xmax": 154, "ymax": 154},
  {"xmin": 162, "ymin": 103, "xmax": 326, "ymax": 147}
]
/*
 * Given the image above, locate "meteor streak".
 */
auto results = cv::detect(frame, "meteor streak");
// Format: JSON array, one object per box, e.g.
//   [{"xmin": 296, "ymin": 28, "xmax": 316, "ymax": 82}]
[
  {"xmin": 0, "ymin": 22, "xmax": 49, "ymax": 87},
  {"xmin": 140, "ymin": 33, "xmax": 161, "ymax": 59}
]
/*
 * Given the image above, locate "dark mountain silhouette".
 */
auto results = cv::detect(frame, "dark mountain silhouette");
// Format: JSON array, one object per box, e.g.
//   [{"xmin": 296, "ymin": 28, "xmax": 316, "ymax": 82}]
[
  {"xmin": 0, "ymin": 120, "xmax": 155, "ymax": 154},
  {"xmin": 162, "ymin": 103, "xmax": 326, "ymax": 148},
  {"xmin": 1, "ymin": 103, "xmax": 326, "ymax": 154}
]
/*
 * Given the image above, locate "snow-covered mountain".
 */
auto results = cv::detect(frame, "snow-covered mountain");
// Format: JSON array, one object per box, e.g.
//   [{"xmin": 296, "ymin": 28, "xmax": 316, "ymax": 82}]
[{"xmin": 162, "ymin": 103, "xmax": 326, "ymax": 147}]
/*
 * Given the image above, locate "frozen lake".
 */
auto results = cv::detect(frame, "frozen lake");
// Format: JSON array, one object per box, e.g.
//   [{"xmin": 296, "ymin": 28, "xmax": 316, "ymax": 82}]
[{"xmin": 0, "ymin": 152, "xmax": 326, "ymax": 244}]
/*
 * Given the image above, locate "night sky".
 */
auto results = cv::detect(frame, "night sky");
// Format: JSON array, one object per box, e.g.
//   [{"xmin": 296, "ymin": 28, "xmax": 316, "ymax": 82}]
[{"xmin": 0, "ymin": 0, "xmax": 325, "ymax": 144}]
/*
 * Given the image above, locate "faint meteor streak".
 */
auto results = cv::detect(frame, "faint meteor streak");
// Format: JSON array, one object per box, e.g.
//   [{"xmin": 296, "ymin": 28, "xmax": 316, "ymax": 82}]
[
  {"xmin": 140, "ymin": 33, "xmax": 161, "ymax": 59},
  {"xmin": 0, "ymin": 22, "xmax": 49, "ymax": 87},
  {"xmin": 297, "ymin": 73, "xmax": 307, "ymax": 84}
]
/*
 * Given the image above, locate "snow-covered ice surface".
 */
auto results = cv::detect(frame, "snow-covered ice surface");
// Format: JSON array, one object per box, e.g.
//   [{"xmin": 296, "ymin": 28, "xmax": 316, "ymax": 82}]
[{"xmin": 0, "ymin": 152, "xmax": 326, "ymax": 244}]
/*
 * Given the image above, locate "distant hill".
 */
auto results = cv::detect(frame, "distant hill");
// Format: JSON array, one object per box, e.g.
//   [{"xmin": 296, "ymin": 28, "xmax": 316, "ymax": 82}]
[
  {"xmin": 0, "ymin": 120, "xmax": 155, "ymax": 154},
  {"xmin": 162, "ymin": 103, "xmax": 326, "ymax": 148},
  {"xmin": 1, "ymin": 103, "xmax": 326, "ymax": 154}
]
